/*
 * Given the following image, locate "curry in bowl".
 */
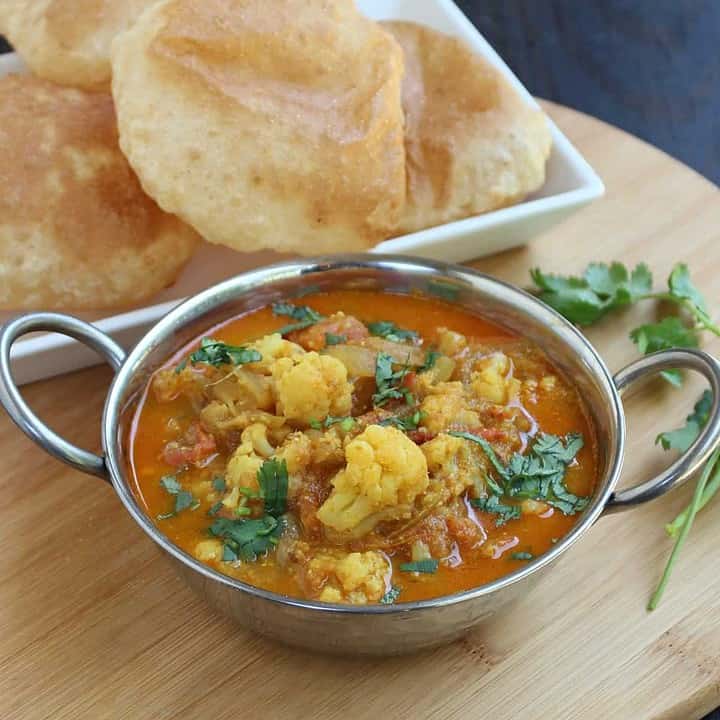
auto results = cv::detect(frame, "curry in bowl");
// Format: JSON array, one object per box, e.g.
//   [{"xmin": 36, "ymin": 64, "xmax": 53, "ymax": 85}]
[{"xmin": 128, "ymin": 290, "xmax": 598, "ymax": 605}]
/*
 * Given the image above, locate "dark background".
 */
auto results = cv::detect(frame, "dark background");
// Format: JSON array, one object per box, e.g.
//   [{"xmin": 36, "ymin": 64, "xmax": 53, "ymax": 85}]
[{"xmin": 1, "ymin": 1, "xmax": 718, "ymax": 717}]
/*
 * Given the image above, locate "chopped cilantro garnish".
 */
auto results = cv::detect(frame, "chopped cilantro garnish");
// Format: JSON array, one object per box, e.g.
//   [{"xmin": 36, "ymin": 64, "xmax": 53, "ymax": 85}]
[
  {"xmin": 453, "ymin": 431, "xmax": 588, "ymax": 516},
  {"xmin": 188, "ymin": 338, "xmax": 261, "ymax": 367},
  {"xmin": 325, "ymin": 333, "xmax": 347, "ymax": 346},
  {"xmin": 207, "ymin": 500, "xmax": 224, "ymax": 517},
  {"xmin": 399, "ymin": 559, "xmax": 439, "ymax": 574},
  {"xmin": 380, "ymin": 585, "xmax": 402, "ymax": 604},
  {"xmin": 511, "ymin": 551, "xmax": 534, "ymax": 561},
  {"xmin": 379, "ymin": 410, "xmax": 425, "ymax": 432},
  {"xmin": 174, "ymin": 358, "xmax": 187, "ymax": 374},
  {"xmin": 209, "ymin": 515, "xmax": 283, "ymax": 562},
  {"xmin": 157, "ymin": 475, "xmax": 199, "ymax": 519},
  {"xmin": 257, "ymin": 458, "xmax": 288, "ymax": 518},
  {"xmin": 367, "ymin": 321, "xmax": 419, "ymax": 344},
  {"xmin": 372, "ymin": 352, "xmax": 413, "ymax": 407},
  {"xmin": 272, "ymin": 302, "xmax": 324, "ymax": 335},
  {"xmin": 420, "ymin": 350, "xmax": 441, "ymax": 372},
  {"xmin": 212, "ymin": 476, "xmax": 226, "ymax": 493},
  {"xmin": 471, "ymin": 495, "xmax": 521, "ymax": 526},
  {"xmin": 310, "ymin": 416, "xmax": 356, "ymax": 432}
]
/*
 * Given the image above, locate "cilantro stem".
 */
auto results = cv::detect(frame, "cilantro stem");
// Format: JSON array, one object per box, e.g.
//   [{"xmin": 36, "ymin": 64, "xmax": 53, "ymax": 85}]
[
  {"xmin": 640, "ymin": 293, "xmax": 720, "ymax": 336},
  {"xmin": 648, "ymin": 446, "xmax": 720, "ymax": 610},
  {"xmin": 665, "ymin": 458, "xmax": 720, "ymax": 537}
]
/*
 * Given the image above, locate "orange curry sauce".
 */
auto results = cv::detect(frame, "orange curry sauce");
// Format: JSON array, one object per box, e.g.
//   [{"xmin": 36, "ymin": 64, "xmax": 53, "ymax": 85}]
[{"xmin": 127, "ymin": 290, "xmax": 598, "ymax": 603}]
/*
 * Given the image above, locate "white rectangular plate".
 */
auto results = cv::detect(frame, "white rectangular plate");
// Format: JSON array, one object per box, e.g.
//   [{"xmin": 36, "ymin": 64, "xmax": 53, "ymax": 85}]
[{"xmin": 2, "ymin": 0, "xmax": 603, "ymax": 384}]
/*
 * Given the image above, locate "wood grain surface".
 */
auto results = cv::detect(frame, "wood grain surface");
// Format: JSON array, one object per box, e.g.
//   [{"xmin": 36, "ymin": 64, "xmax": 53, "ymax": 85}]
[{"xmin": 1, "ymin": 103, "xmax": 719, "ymax": 720}]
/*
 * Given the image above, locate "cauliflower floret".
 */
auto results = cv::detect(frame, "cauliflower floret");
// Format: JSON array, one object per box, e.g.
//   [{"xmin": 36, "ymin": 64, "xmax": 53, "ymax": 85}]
[
  {"xmin": 436, "ymin": 327, "xmax": 468, "ymax": 356},
  {"xmin": 421, "ymin": 433, "xmax": 480, "ymax": 507},
  {"xmin": 225, "ymin": 443, "xmax": 264, "ymax": 493},
  {"xmin": 317, "ymin": 425, "xmax": 428, "ymax": 536},
  {"xmin": 272, "ymin": 352, "xmax": 352, "ymax": 424},
  {"xmin": 420, "ymin": 382, "xmax": 480, "ymax": 435},
  {"xmin": 471, "ymin": 353, "xmax": 520, "ymax": 404},
  {"xmin": 241, "ymin": 423, "xmax": 275, "ymax": 457},
  {"xmin": 306, "ymin": 550, "xmax": 389, "ymax": 604},
  {"xmin": 194, "ymin": 539, "xmax": 223, "ymax": 563},
  {"xmin": 207, "ymin": 369, "xmax": 274, "ymax": 412},
  {"xmin": 247, "ymin": 333, "xmax": 305, "ymax": 374}
]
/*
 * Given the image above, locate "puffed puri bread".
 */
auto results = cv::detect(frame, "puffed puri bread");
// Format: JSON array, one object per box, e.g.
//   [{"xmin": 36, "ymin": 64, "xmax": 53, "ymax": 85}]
[
  {"xmin": 0, "ymin": 0, "xmax": 159, "ymax": 90},
  {"xmin": 111, "ymin": 0, "xmax": 407, "ymax": 255},
  {"xmin": 382, "ymin": 21, "xmax": 552, "ymax": 235},
  {"xmin": 0, "ymin": 74, "xmax": 200, "ymax": 311}
]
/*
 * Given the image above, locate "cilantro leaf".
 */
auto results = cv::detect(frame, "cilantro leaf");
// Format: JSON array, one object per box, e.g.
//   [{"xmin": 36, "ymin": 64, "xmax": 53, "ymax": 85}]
[
  {"xmin": 212, "ymin": 476, "xmax": 226, "ymax": 493},
  {"xmin": 309, "ymin": 415, "xmax": 355, "ymax": 432},
  {"xmin": 471, "ymin": 494, "xmax": 521, "ymax": 526},
  {"xmin": 325, "ymin": 333, "xmax": 347, "ymax": 346},
  {"xmin": 657, "ymin": 390, "xmax": 712, "ymax": 453},
  {"xmin": 453, "ymin": 431, "xmax": 588, "ymax": 516},
  {"xmin": 207, "ymin": 500, "xmax": 224, "ymax": 517},
  {"xmin": 372, "ymin": 352, "xmax": 413, "ymax": 407},
  {"xmin": 157, "ymin": 475, "xmax": 199, "ymax": 519},
  {"xmin": 256, "ymin": 458, "xmax": 288, "ymax": 517},
  {"xmin": 668, "ymin": 264, "xmax": 708, "ymax": 316},
  {"xmin": 367, "ymin": 321, "xmax": 419, "ymax": 344},
  {"xmin": 379, "ymin": 410, "xmax": 425, "ymax": 432},
  {"xmin": 209, "ymin": 515, "xmax": 282, "ymax": 562},
  {"xmin": 420, "ymin": 350, "xmax": 441, "ymax": 372},
  {"xmin": 530, "ymin": 262, "xmax": 652, "ymax": 326},
  {"xmin": 399, "ymin": 559, "xmax": 439, "ymax": 574},
  {"xmin": 380, "ymin": 585, "xmax": 402, "ymax": 604},
  {"xmin": 630, "ymin": 317, "xmax": 699, "ymax": 355},
  {"xmin": 630, "ymin": 317, "xmax": 699, "ymax": 386},
  {"xmin": 272, "ymin": 302, "xmax": 324, "ymax": 335},
  {"xmin": 511, "ymin": 551, "xmax": 534, "ymax": 561},
  {"xmin": 189, "ymin": 338, "xmax": 261, "ymax": 367}
]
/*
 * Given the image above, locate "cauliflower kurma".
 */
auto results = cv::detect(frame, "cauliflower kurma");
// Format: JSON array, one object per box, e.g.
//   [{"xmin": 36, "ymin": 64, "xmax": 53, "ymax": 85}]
[{"xmin": 134, "ymin": 291, "xmax": 597, "ymax": 606}]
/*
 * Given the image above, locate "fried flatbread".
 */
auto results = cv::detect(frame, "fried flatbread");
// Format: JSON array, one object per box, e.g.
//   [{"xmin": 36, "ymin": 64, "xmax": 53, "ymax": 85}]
[
  {"xmin": 111, "ymin": 0, "xmax": 407, "ymax": 254},
  {"xmin": 383, "ymin": 21, "xmax": 552, "ymax": 234},
  {"xmin": 0, "ymin": 74, "xmax": 199, "ymax": 310}
]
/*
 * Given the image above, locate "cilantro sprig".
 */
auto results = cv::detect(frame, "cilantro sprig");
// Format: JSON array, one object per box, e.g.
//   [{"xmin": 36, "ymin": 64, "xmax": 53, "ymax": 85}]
[
  {"xmin": 532, "ymin": 262, "xmax": 716, "ymax": 386},
  {"xmin": 272, "ymin": 302, "xmax": 324, "ymax": 335},
  {"xmin": 531, "ymin": 260, "xmax": 720, "ymax": 609}
]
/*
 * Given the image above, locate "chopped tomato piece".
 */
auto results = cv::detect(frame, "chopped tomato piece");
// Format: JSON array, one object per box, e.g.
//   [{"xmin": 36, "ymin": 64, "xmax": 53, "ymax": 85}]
[
  {"xmin": 161, "ymin": 422, "xmax": 217, "ymax": 467},
  {"xmin": 289, "ymin": 313, "xmax": 369, "ymax": 351}
]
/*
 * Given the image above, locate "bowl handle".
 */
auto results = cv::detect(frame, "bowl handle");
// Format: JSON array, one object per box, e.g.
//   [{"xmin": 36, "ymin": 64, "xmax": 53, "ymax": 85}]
[
  {"xmin": 0, "ymin": 313, "xmax": 127, "ymax": 481},
  {"xmin": 605, "ymin": 348, "xmax": 720, "ymax": 513}
]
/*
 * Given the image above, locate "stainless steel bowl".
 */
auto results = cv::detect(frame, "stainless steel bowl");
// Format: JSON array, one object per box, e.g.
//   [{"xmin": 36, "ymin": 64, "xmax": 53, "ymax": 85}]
[{"xmin": 2, "ymin": 255, "xmax": 720, "ymax": 656}]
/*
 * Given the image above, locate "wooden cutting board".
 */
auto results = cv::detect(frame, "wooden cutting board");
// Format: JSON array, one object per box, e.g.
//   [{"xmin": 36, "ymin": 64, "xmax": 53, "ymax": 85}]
[{"xmin": 1, "ymin": 102, "xmax": 718, "ymax": 720}]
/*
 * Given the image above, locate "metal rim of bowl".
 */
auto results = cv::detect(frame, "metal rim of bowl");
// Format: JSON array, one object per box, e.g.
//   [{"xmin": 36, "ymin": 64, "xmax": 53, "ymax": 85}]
[{"xmin": 102, "ymin": 254, "xmax": 625, "ymax": 615}]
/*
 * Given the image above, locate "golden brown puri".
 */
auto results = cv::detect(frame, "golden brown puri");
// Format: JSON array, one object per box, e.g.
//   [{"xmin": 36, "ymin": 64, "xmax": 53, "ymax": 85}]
[
  {"xmin": 0, "ymin": 75, "xmax": 200, "ymax": 311},
  {"xmin": 111, "ymin": 0, "xmax": 407, "ymax": 255},
  {"xmin": 383, "ymin": 21, "xmax": 552, "ymax": 235},
  {"xmin": 0, "ymin": 0, "xmax": 158, "ymax": 89}
]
